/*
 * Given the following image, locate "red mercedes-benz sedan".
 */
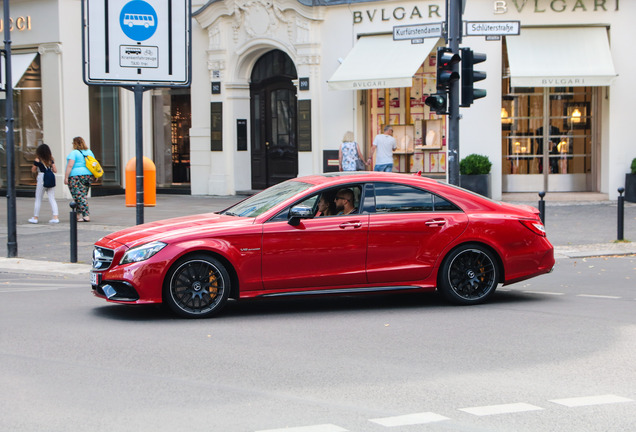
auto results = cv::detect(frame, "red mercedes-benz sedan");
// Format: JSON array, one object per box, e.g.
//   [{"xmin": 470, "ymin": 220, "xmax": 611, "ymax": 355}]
[{"xmin": 91, "ymin": 172, "xmax": 554, "ymax": 318}]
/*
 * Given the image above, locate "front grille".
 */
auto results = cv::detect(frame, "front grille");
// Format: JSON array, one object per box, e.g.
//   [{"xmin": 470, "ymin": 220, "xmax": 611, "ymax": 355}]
[
  {"xmin": 93, "ymin": 246, "xmax": 114, "ymax": 270},
  {"xmin": 95, "ymin": 281, "xmax": 140, "ymax": 302}
]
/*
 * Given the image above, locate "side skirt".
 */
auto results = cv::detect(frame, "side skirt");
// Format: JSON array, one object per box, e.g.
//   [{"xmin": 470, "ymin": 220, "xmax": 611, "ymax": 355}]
[{"xmin": 260, "ymin": 285, "xmax": 425, "ymax": 298}]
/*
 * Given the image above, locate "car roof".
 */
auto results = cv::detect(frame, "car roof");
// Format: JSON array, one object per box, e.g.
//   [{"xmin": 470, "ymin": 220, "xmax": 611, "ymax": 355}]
[{"xmin": 294, "ymin": 171, "xmax": 440, "ymax": 187}]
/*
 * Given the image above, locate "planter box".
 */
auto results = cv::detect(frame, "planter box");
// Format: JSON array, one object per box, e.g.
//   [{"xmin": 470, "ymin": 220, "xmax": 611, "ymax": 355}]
[
  {"xmin": 626, "ymin": 173, "xmax": 636, "ymax": 203},
  {"xmin": 460, "ymin": 174, "xmax": 492, "ymax": 198}
]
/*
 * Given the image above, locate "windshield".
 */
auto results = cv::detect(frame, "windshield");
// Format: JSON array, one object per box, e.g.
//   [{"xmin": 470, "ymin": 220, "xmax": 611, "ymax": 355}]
[{"xmin": 221, "ymin": 180, "xmax": 314, "ymax": 218}]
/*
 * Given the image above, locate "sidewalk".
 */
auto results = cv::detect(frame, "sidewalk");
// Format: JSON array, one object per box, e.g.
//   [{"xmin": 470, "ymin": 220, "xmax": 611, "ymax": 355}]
[{"xmin": 1, "ymin": 192, "xmax": 635, "ymax": 276}]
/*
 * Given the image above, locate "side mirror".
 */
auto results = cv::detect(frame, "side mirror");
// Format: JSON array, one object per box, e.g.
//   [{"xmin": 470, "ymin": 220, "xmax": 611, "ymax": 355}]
[{"xmin": 288, "ymin": 205, "xmax": 313, "ymax": 226}]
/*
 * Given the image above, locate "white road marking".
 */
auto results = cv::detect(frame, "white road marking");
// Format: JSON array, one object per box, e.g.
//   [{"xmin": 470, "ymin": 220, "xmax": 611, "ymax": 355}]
[
  {"xmin": 459, "ymin": 403, "xmax": 543, "ymax": 416},
  {"xmin": 256, "ymin": 425, "xmax": 348, "ymax": 432},
  {"xmin": 549, "ymin": 394, "xmax": 634, "ymax": 407},
  {"xmin": 523, "ymin": 291, "xmax": 565, "ymax": 296},
  {"xmin": 370, "ymin": 412, "xmax": 449, "ymax": 426},
  {"xmin": 577, "ymin": 294, "xmax": 621, "ymax": 299}
]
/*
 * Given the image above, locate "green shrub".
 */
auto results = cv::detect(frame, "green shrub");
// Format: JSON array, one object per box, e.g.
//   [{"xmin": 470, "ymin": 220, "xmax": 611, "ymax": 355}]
[
  {"xmin": 460, "ymin": 154, "xmax": 492, "ymax": 175},
  {"xmin": 631, "ymin": 158, "xmax": 636, "ymax": 174}
]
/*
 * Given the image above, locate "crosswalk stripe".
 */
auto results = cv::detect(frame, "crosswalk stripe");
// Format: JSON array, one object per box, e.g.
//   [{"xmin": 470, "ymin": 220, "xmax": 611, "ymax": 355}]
[
  {"xmin": 459, "ymin": 403, "xmax": 543, "ymax": 416},
  {"xmin": 256, "ymin": 424, "xmax": 348, "ymax": 432},
  {"xmin": 549, "ymin": 394, "xmax": 634, "ymax": 407},
  {"xmin": 370, "ymin": 412, "xmax": 449, "ymax": 426}
]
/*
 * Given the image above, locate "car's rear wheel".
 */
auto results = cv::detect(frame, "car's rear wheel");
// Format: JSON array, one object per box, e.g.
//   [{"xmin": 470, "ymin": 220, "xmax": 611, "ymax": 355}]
[
  {"xmin": 438, "ymin": 244, "xmax": 499, "ymax": 305},
  {"xmin": 164, "ymin": 254, "xmax": 230, "ymax": 318}
]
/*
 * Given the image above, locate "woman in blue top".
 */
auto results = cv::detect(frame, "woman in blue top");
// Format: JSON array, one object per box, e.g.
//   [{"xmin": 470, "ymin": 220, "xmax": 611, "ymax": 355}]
[{"xmin": 64, "ymin": 136, "xmax": 95, "ymax": 222}]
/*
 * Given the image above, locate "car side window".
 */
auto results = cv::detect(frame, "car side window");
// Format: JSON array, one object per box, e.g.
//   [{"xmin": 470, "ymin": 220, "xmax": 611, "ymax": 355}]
[{"xmin": 373, "ymin": 183, "xmax": 459, "ymax": 213}]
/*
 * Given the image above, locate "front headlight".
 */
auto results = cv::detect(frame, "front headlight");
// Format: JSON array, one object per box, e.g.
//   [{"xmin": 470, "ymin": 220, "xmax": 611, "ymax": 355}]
[{"xmin": 120, "ymin": 241, "xmax": 167, "ymax": 264}]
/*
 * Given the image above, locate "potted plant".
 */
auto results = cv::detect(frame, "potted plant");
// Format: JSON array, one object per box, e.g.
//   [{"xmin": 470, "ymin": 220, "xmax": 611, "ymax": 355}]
[
  {"xmin": 625, "ymin": 158, "xmax": 636, "ymax": 203},
  {"xmin": 459, "ymin": 154, "xmax": 492, "ymax": 198}
]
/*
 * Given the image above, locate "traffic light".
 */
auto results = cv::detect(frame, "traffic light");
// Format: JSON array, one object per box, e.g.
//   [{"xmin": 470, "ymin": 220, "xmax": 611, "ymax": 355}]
[
  {"xmin": 425, "ymin": 47, "xmax": 460, "ymax": 115},
  {"xmin": 424, "ymin": 93, "xmax": 447, "ymax": 115},
  {"xmin": 460, "ymin": 48, "xmax": 487, "ymax": 107},
  {"xmin": 436, "ymin": 47, "xmax": 460, "ymax": 92}
]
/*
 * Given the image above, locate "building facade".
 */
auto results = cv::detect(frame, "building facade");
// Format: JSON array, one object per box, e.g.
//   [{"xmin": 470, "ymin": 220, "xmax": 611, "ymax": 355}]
[{"xmin": 1, "ymin": 0, "xmax": 633, "ymax": 201}]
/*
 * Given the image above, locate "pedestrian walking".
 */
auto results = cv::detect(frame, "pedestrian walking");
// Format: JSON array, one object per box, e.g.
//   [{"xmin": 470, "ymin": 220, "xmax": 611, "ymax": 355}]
[
  {"xmin": 29, "ymin": 143, "xmax": 60, "ymax": 224},
  {"xmin": 339, "ymin": 131, "xmax": 369, "ymax": 171},
  {"xmin": 64, "ymin": 136, "xmax": 95, "ymax": 222},
  {"xmin": 371, "ymin": 125, "xmax": 397, "ymax": 172}
]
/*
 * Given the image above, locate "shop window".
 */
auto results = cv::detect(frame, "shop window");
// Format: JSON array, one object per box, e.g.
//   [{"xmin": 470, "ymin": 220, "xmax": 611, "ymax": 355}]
[
  {"xmin": 152, "ymin": 88, "xmax": 191, "ymax": 187},
  {"xmin": 366, "ymin": 41, "xmax": 447, "ymax": 176},
  {"xmin": 89, "ymin": 86, "xmax": 121, "ymax": 186},
  {"xmin": 501, "ymin": 39, "xmax": 594, "ymax": 192},
  {"xmin": 0, "ymin": 53, "xmax": 43, "ymax": 187}
]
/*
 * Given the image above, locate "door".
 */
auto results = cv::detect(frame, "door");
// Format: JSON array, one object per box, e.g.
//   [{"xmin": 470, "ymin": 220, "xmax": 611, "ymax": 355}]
[
  {"xmin": 250, "ymin": 50, "xmax": 298, "ymax": 189},
  {"xmin": 261, "ymin": 185, "xmax": 368, "ymax": 291},
  {"xmin": 366, "ymin": 183, "xmax": 468, "ymax": 283}
]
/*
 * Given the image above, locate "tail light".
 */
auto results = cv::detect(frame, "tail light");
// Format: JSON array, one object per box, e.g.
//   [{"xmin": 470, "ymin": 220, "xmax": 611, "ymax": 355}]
[{"xmin": 520, "ymin": 219, "xmax": 546, "ymax": 237}]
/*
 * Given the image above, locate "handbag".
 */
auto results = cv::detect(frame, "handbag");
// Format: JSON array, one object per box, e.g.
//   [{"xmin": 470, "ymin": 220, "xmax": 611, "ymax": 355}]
[
  {"xmin": 43, "ymin": 165, "xmax": 56, "ymax": 188},
  {"xmin": 354, "ymin": 142, "xmax": 366, "ymax": 171},
  {"xmin": 80, "ymin": 150, "xmax": 104, "ymax": 178},
  {"xmin": 355, "ymin": 157, "xmax": 366, "ymax": 171}
]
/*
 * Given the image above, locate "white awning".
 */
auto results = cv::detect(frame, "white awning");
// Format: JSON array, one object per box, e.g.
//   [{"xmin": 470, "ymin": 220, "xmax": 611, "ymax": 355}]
[
  {"xmin": 328, "ymin": 34, "xmax": 439, "ymax": 91},
  {"xmin": 506, "ymin": 27, "xmax": 616, "ymax": 87},
  {"xmin": 0, "ymin": 52, "xmax": 38, "ymax": 90}
]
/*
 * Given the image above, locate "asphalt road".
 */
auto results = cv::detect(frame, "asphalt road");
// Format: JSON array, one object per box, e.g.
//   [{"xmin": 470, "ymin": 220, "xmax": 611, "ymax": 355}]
[{"xmin": 1, "ymin": 256, "xmax": 635, "ymax": 432}]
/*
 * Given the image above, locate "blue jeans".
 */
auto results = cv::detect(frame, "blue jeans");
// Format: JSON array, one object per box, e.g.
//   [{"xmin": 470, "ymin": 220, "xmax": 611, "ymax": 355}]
[{"xmin": 374, "ymin": 163, "xmax": 393, "ymax": 172}]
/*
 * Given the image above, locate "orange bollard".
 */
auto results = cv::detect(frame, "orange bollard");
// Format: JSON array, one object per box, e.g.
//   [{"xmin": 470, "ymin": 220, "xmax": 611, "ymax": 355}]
[{"xmin": 125, "ymin": 157, "xmax": 156, "ymax": 207}]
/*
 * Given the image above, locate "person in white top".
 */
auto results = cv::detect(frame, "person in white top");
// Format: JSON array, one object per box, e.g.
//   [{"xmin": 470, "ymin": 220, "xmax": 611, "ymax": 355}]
[{"xmin": 371, "ymin": 125, "xmax": 397, "ymax": 172}]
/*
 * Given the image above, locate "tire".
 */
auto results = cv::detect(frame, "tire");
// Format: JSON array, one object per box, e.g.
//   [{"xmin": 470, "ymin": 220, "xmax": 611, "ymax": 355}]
[
  {"xmin": 438, "ymin": 244, "xmax": 499, "ymax": 305},
  {"xmin": 164, "ymin": 254, "xmax": 230, "ymax": 318}
]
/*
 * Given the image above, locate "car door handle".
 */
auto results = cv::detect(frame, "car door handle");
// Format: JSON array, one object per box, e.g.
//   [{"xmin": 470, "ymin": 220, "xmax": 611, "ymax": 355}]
[
  {"xmin": 339, "ymin": 221, "xmax": 362, "ymax": 229},
  {"xmin": 425, "ymin": 219, "xmax": 446, "ymax": 227}
]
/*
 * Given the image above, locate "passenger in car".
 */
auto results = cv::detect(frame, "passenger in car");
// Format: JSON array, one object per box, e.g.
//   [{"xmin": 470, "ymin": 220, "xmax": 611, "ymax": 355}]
[
  {"xmin": 316, "ymin": 196, "xmax": 334, "ymax": 217},
  {"xmin": 334, "ymin": 188, "xmax": 357, "ymax": 215}
]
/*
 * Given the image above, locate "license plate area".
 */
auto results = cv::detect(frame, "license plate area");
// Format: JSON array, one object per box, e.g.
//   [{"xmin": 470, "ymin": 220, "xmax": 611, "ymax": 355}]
[{"xmin": 90, "ymin": 271, "xmax": 101, "ymax": 286}]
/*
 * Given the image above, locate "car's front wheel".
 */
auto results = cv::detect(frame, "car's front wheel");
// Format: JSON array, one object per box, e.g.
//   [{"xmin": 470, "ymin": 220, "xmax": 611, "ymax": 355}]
[
  {"xmin": 438, "ymin": 244, "xmax": 499, "ymax": 305},
  {"xmin": 164, "ymin": 254, "xmax": 230, "ymax": 318}
]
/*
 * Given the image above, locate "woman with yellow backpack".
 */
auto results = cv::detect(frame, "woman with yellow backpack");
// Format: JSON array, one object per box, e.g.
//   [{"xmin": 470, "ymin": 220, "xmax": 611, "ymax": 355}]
[{"xmin": 64, "ymin": 136, "xmax": 102, "ymax": 222}]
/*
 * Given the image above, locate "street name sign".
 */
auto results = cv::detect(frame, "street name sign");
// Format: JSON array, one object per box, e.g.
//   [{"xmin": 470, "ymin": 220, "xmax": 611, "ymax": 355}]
[
  {"xmin": 82, "ymin": 0, "xmax": 191, "ymax": 86},
  {"xmin": 464, "ymin": 21, "xmax": 520, "ymax": 36},
  {"xmin": 393, "ymin": 22, "xmax": 444, "ymax": 41}
]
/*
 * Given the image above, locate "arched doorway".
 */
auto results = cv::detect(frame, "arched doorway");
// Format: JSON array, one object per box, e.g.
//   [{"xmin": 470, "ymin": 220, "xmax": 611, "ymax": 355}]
[{"xmin": 250, "ymin": 50, "xmax": 298, "ymax": 189}]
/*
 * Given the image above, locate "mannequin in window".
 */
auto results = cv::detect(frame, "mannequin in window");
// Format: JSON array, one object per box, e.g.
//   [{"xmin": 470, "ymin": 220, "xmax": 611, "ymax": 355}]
[{"xmin": 536, "ymin": 125, "xmax": 561, "ymax": 174}]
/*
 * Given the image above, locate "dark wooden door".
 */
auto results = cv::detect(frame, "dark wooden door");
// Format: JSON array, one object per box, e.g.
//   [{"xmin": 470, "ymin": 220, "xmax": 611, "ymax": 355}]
[{"xmin": 250, "ymin": 50, "xmax": 298, "ymax": 190}]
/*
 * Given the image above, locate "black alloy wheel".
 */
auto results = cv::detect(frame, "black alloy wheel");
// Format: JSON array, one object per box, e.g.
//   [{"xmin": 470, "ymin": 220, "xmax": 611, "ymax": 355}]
[
  {"xmin": 438, "ymin": 244, "xmax": 499, "ymax": 305},
  {"xmin": 164, "ymin": 254, "xmax": 230, "ymax": 318}
]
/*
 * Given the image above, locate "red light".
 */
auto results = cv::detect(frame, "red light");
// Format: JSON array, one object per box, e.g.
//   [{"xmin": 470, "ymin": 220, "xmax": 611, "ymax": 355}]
[{"xmin": 520, "ymin": 219, "xmax": 546, "ymax": 237}]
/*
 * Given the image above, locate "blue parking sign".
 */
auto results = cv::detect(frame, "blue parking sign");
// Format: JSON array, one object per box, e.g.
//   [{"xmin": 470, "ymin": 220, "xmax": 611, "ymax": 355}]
[{"xmin": 120, "ymin": 1, "xmax": 158, "ymax": 42}]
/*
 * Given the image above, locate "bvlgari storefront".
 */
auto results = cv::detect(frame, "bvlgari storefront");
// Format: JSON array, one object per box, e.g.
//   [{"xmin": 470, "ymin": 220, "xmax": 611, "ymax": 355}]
[
  {"xmin": 190, "ymin": 0, "xmax": 631, "ymax": 199},
  {"xmin": 2, "ymin": 0, "xmax": 633, "ymax": 201}
]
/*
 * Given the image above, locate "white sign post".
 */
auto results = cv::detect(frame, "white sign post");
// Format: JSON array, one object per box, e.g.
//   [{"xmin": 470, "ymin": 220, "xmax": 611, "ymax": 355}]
[
  {"xmin": 464, "ymin": 21, "xmax": 520, "ymax": 37},
  {"xmin": 83, "ymin": 0, "xmax": 191, "ymax": 86},
  {"xmin": 82, "ymin": 0, "xmax": 191, "ymax": 224},
  {"xmin": 393, "ymin": 22, "xmax": 444, "ymax": 44}
]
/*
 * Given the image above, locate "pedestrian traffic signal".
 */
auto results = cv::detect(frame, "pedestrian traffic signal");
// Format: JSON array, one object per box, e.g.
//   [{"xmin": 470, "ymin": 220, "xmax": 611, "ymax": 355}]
[
  {"xmin": 436, "ymin": 47, "xmax": 460, "ymax": 92},
  {"xmin": 460, "ymin": 48, "xmax": 487, "ymax": 107},
  {"xmin": 425, "ymin": 92, "xmax": 447, "ymax": 115}
]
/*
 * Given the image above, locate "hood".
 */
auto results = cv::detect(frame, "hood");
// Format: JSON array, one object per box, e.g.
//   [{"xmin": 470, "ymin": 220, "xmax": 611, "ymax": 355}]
[{"xmin": 100, "ymin": 213, "xmax": 255, "ymax": 248}]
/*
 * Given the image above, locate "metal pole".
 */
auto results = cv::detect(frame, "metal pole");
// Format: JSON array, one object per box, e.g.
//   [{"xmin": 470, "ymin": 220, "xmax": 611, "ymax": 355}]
[
  {"xmin": 538, "ymin": 191, "xmax": 546, "ymax": 225},
  {"xmin": 617, "ymin": 187, "xmax": 625, "ymax": 241},
  {"xmin": 4, "ymin": 1, "xmax": 17, "ymax": 257},
  {"xmin": 69, "ymin": 202, "xmax": 78, "ymax": 263},
  {"xmin": 447, "ymin": 0, "xmax": 462, "ymax": 186},
  {"xmin": 134, "ymin": 85, "xmax": 144, "ymax": 225}
]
